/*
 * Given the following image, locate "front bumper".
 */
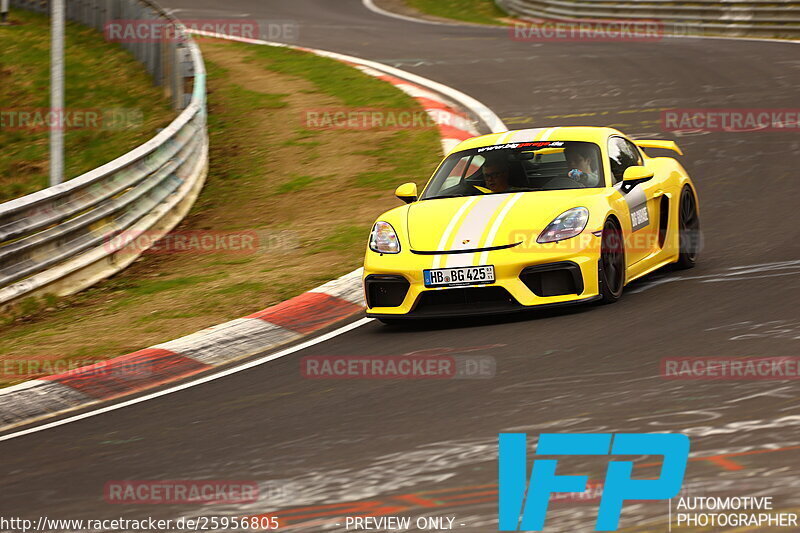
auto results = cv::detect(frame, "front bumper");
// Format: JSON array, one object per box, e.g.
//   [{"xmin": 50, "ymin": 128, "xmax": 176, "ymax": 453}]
[{"xmin": 363, "ymin": 236, "xmax": 602, "ymax": 318}]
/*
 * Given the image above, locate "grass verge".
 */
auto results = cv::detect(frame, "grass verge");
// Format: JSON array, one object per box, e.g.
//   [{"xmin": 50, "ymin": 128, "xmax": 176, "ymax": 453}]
[
  {"xmin": 0, "ymin": 38, "xmax": 442, "ymax": 387},
  {"xmin": 401, "ymin": 0, "xmax": 509, "ymax": 25},
  {"xmin": 0, "ymin": 9, "xmax": 174, "ymax": 201}
]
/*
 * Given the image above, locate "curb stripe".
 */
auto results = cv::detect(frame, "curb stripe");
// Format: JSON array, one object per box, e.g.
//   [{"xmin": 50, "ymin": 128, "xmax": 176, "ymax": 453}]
[
  {"xmin": 0, "ymin": 381, "xmax": 89, "ymax": 427},
  {"xmin": 413, "ymin": 97, "xmax": 470, "ymax": 118},
  {"xmin": 153, "ymin": 318, "xmax": 300, "ymax": 367},
  {"xmin": 41, "ymin": 349, "xmax": 210, "ymax": 400},
  {"xmin": 437, "ymin": 124, "xmax": 477, "ymax": 140},
  {"xmin": 247, "ymin": 293, "xmax": 364, "ymax": 334},
  {"xmin": 0, "ymin": 318, "xmax": 373, "ymax": 441}
]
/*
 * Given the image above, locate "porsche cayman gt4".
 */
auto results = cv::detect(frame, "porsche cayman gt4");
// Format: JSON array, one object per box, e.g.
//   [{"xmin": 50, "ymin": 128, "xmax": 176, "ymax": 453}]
[{"xmin": 363, "ymin": 127, "xmax": 700, "ymax": 322}]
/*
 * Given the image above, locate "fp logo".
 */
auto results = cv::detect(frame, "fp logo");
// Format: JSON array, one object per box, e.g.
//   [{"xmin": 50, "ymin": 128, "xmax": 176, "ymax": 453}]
[{"xmin": 498, "ymin": 433, "xmax": 689, "ymax": 531}]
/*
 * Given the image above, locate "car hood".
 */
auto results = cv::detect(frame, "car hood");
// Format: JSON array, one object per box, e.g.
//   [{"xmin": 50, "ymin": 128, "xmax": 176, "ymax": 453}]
[{"xmin": 405, "ymin": 191, "xmax": 600, "ymax": 252}]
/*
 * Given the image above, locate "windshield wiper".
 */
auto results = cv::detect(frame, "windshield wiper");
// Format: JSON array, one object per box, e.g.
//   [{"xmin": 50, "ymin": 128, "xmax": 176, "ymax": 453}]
[
  {"xmin": 421, "ymin": 195, "xmax": 465, "ymax": 201},
  {"xmin": 423, "ymin": 189, "xmax": 546, "ymax": 200}
]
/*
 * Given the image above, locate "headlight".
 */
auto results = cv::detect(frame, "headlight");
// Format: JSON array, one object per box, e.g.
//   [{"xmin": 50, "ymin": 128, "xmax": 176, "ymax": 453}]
[
  {"xmin": 537, "ymin": 207, "xmax": 589, "ymax": 243},
  {"xmin": 369, "ymin": 221, "xmax": 401, "ymax": 254}
]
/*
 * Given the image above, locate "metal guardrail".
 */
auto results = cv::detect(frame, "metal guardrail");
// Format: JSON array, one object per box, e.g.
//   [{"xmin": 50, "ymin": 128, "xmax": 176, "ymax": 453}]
[
  {"xmin": 497, "ymin": 0, "xmax": 800, "ymax": 37},
  {"xmin": 1, "ymin": 0, "xmax": 208, "ymax": 308}
]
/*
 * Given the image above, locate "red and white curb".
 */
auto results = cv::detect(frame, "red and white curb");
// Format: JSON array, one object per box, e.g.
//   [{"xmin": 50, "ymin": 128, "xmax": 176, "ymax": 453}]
[
  {"xmin": 351, "ymin": 64, "xmax": 480, "ymax": 153},
  {"xmin": 0, "ymin": 270, "xmax": 365, "ymax": 429},
  {"xmin": 0, "ymin": 35, "xmax": 505, "ymax": 432}
]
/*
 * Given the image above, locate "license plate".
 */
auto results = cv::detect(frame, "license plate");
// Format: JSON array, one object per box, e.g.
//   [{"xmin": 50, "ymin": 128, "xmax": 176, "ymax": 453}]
[{"xmin": 423, "ymin": 265, "xmax": 495, "ymax": 288}]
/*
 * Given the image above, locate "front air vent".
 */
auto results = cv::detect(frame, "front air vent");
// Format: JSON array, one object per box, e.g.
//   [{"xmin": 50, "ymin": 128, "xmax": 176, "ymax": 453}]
[
  {"xmin": 365, "ymin": 275, "xmax": 410, "ymax": 308},
  {"xmin": 520, "ymin": 262, "xmax": 584, "ymax": 297}
]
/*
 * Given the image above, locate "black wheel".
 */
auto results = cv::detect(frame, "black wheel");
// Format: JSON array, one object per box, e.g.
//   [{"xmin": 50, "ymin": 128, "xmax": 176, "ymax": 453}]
[
  {"xmin": 598, "ymin": 219, "xmax": 625, "ymax": 303},
  {"xmin": 675, "ymin": 186, "xmax": 700, "ymax": 269}
]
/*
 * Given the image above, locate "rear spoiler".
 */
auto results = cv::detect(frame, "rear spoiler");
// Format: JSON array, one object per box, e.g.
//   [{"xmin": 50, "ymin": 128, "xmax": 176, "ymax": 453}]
[{"xmin": 634, "ymin": 140, "xmax": 683, "ymax": 156}]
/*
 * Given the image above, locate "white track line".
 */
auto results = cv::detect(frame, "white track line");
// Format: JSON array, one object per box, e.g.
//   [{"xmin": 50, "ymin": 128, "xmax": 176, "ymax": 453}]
[
  {"xmin": 362, "ymin": 0, "xmax": 450, "ymax": 26},
  {"xmin": 0, "ymin": 318, "xmax": 373, "ymax": 442},
  {"xmin": 361, "ymin": 0, "xmax": 504, "ymax": 28}
]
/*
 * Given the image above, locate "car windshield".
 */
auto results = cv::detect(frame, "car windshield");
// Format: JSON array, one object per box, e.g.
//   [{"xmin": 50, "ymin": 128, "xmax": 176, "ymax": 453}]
[{"xmin": 419, "ymin": 141, "xmax": 605, "ymax": 200}]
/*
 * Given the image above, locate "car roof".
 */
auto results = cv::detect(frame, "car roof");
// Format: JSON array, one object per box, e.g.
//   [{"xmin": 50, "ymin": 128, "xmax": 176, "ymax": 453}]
[{"xmin": 450, "ymin": 126, "xmax": 623, "ymax": 154}]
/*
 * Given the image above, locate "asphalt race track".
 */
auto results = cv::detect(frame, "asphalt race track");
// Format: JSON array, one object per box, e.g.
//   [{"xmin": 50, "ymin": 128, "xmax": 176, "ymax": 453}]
[{"xmin": 3, "ymin": 1, "xmax": 800, "ymax": 531}]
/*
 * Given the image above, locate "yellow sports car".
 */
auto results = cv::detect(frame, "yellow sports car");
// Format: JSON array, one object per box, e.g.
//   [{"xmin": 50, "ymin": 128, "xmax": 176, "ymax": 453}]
[{"xmin": 363, "ymin": 127, "xmax": 700, "ymax": 322}]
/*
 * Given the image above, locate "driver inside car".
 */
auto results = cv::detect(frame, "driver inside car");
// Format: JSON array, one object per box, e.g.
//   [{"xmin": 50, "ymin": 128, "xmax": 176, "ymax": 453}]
[
  {"xmin": 564, "ymin": 144, "xmax": 601, "ymax": 187},
  {"xmin": 481, "ymin": 156, "xmax": 528, "ymax": 193},
  {"xmin": 482, "ymin": 159, "xmax": 511, "ymax": 192}
]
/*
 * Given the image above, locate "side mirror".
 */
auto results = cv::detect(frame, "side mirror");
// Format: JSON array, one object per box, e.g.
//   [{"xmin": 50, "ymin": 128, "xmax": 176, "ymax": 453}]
[
  {"xmin": 622, "ymin": 166, "xmax": 654, "ymax": 191},
  {"xmin": 395, "ymin": 182, "xmax": 418, "ymax": 204}
]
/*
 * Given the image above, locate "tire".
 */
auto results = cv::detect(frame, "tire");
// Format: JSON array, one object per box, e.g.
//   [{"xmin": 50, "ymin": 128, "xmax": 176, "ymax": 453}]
[
  {"xmin": 598, "ymin": 218, "xmax": 625, "ymax": 304},
  {"xmin": 675, "ymin": 185, "xmax": 700, "ymax": 269}
]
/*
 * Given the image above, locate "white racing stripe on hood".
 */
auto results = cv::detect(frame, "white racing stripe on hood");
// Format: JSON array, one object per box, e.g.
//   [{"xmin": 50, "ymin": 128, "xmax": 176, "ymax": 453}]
[
  {"xmin": 477, "ymin": 193, "xmax": 524, "ymax": 265},
  {"xmin": 432, "ymin": 197, "xmax": 477, "ymax": 269},
  {"xmin": 444, "ymin": 195, "xmax": 509, "ymax": 268},
  {"xmin": 505, "ymin": 128, "xmax": 545, "ymax": 143},
  {"xmin": 539, "ymin": 127, "xmax": 558, "ymax": 141}
]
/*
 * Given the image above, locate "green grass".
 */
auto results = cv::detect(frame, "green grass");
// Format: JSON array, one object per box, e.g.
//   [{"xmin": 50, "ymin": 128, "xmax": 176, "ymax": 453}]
[
  {"xmin": 220, "ymin": 84, "xmax": 289, "ymax": 113},
  {"xmin": 209, "ymin": 257, "xmax": 256, "ymax": 266},
  {"xmin": 276, "ymin": 174, "xmax": 318, "ymax": 194},
  {"xmin": 243, "ymin": 43, "xmax": 417, "ymax": 108},
  {"xmin": 404, "ymin": 0, "xmax": 509, "ymax": 25},
  {"xmin": 354, "ymin": 129, "xmax": 439, "ymax": 189},
  {"xmin": 108, "ymin": 274, "xmax": 227, "ymax": 299},
  {"xmin": 212, "ymin": 281, "xmax": 267, "ymax": 295},
  {"xmin": 134, "ymin": 310, "xmax": 203, "ymax": 324},
  {"xmin": 194, "ymin": 58, "xmax": 295, "ymax": 213},
  {"xmin": 0, "ymin": 9, "xmax": 174, "ymax": 201},
  {"xmin": 201, "ymin": 41, "xmax": 440, "ymax": 201},
  {"xmin": 310, "ymin": 224, "xmax": 371, "ymax": 254},
  {"xmin": 283, "ymin": 129, "xmax": 322, "ymax": 148}
]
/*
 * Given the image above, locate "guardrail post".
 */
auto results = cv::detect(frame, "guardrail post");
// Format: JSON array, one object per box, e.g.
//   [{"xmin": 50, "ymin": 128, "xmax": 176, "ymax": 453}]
[
  {"xmin": 120, "ymin": 0, "xmax": 128, "ymax": 53},
  {"xmin": 164, "ymin": 37, "xmax": 176, "ymax": 104},
  {"xmin": 144, "ymin": 7, "xmax": 155, "ymax": 78},
  {"xmin": 1, "ymin": 0, "xmax": 9, "ymax": 24},
  {"xmin": 50, "ymin": 0, "xmax": 65, "ymax": 186},
  {"xmin": 152, "ymin": 24, "xmax": 162, "ymax": 85},
  {"xmin": 92, "ymin": 0, "xmax": 101, "ymax": 32},
  {"xmin": 173, "ymin": 42, "xmax": 186, "ymax": 110}
]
